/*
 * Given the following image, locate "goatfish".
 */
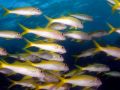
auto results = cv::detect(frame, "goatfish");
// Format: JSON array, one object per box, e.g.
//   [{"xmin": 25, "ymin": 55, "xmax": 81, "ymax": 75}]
[
  {"xmin": 107, "ymin": 23, "xmax": 120, "ymax": 34},
  {"xmin": 45, "ymin": 16, "xmax": 83, "ymax": 29},
  {"xmin": 25, "ymin": 39, "xmax": 66, "ymax": 54},
  {"xmin": 8, "ymin": 78, "xmax": 39, "ymax": 89},
  {"xmin": 25, "ymin": 50, "xmax": 64, "ymax": 62},
  {"xmin": 55, "ymin": 75, "xmax": 102, "ymax": 88},
  {"xmin": 0, "ymin": 47, "xmax": 8, "ymax": 56},
  {"xmin": 26, "ymin": 60, "xmax": 69, "ymax": 72},
  {"xmin": 70, "ymin": 14, "xmax": 93, "ymax": 21},
  {"xmin": 65, "ymin": 31, "xmax": 92, "ymax": 41},
  {"xmin": 19, "ymin": 24, "xmax": 65, "ymax": 41},
  {"xmin": 9, "ymin": 53, "xmax": 41, "ymax": 62},
  {"xmin": 0, "ymin": 31, "xmax": 22, "ymax": 39},
  {"xmin": 76, "ymin": 63, "xmax": 110, "ymax": 73},
  {"xmin": 104, "ymin": 71, "xmax": 120, "ymax": 77},
  {"xmin": 93, "ymin": 41, "xmax": 120, "ymax": 59},
  {"xmin": 0, "ymin": 60, "xmax": 45, "ymax": 79},
  {"xmin": 47, "ymin": 23, "xmax": 67, "ymax": 30},
  {"xmin": 73, "ymin": 48, "xmax": 99, "ymax": 59},
  {"xmin": 89, "ymin": 31, "xmax": 109, "ymax": 38},
  {"xmin": 2, "ymin": 6, "xmax": 42, "ymax": 16}
]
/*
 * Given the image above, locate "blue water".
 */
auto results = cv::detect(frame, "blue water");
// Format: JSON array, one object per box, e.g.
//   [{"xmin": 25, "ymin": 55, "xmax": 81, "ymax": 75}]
[{"xmin": 0, "ymin": 0, "xmax": 120, "ymax": 90}]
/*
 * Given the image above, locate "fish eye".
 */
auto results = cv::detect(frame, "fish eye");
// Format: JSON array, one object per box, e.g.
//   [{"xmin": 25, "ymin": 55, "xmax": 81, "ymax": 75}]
[
  {"xmin": 17, "ymin": 33, "xmax": 21, "ymax": 35},
  {"xmin": 65, "ymin": 64, "xmax": 67, "ymax": 66},
  {"xmin": 40, "ymin": 70, "xmax": 43, "ymax": 73}
]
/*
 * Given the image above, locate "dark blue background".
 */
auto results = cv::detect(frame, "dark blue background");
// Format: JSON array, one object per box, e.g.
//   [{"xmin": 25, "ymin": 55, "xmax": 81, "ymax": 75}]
[{"xmin": 0, "ymin": 0, "xmax": 120, "ymax": 90}]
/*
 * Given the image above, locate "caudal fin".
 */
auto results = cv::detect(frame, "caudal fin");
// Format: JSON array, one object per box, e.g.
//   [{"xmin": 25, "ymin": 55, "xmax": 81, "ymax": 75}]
[
  {"xmin": 107, "ymin": 23, "xmax": 116, "ymax": 34},
  {"xmin": 0, "ymin": 6, "xmax": 10, "ymax": 16},
  {"xmin": 19, "ymin": 24, "xmax": 29, "ymax": 35},
  {"xmin": 24, "ymin": 38, "xmax": 33, "ymax": 49},
  {"xmin": 93, "ymin": 40, "xmax": 103, "ymax": 51}
]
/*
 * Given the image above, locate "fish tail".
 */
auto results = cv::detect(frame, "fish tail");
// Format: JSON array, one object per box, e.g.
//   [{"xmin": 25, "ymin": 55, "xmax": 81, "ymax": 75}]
[
  {"xmin": 8, "ymin": 79, "xmax": 16, "ymax": 89},
  {"xmin": 1, "ymin": 6, "xmax": 10, "ymax": 16},
  {"xmin": 24, "ymin": 38, "xmax": 33, "ymax": 49},
  {"xmin": 93, "ymin": 40, "xmax": 103, "ymax": 51},
  {"xmin": 75, "ymin": 65, "xmax": 83, "ymax": 70},
  {"xmin": 19, "ymin": 24, "xmax": 29, "ymax": 35},
  {"xmin": 44, "ymin": 15, "xmax": 53, "ymax": 21},
  {"xmin": 72, "ymin": 55, "xmax": 80, "ymax": 61},
  {"xmin": 107, "ymin": 23, "xmax": 116, "ymax": 34}
]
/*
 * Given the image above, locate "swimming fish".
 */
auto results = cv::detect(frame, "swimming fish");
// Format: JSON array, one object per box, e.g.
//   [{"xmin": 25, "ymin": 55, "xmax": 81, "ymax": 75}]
[
  {"xmin": 76, "ymin": 63, "xmax": 110, "ymax": 73},
  {"xmin": 0, "ymin": 31, "xmax": 22, "ymax": 39},
  {"xmin": 73, "ymin": 48, "xmax": 99, "ymax": 59},
  {"xmin": 45, "ymin": 16, "xmax": 83, "ymax": 29},
  {"xmin": 0, "ymin": 60, "xmax": 45, "ymax": 79},
  {"xmin": 65, "ymin": 31, "xmax": 92, "ymax": 41},
  {"xmin": 27, "ymin": 60, "xmax": 69, "ymax": 71},
  {"xmin": 55, "ymin": 75, "xmax": 102, "ymax": 88},
  {"xmin": 9, "ymin": 53, "xmax": 41, "ymax": 62},
  {"xmin": 89, "ymin": 31, "xmax": 109, "ymax": 38},
  {"xmin": 93, "ymin": 41, "xmax": 120, "ymax": 59},
  {"xmin": 25, "ymin": 50, "xmax": 64, "ymax": 62},
  {"xmin": 25, "ymin": 39, "xmax": 66, "ymax": 54},
  {"xmin": 2, "ymin": 6, "xmax": 42, "ymax": 16},
  {"xmin": 9, "ymin": 78, "xmax": 38, "ymax": 89},
  {"xmin": 19, "ymin": 24, "xmax": 65, "ymax": 41},
  {"xmin": 47, "ymin": 23, "xmax": 67, "ymax": 30},
  {"xmin": 70, "ymin": 14, "xmax": 93, "ymax": 21},
  {"xmin": 104, "ymin": 71, "xmax": 120, "ymax": 77}
]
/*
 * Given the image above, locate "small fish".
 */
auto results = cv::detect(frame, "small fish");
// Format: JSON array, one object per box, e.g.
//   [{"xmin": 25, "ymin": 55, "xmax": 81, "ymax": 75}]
[
  {"xmin": 2, "ymin": 6, "xmax": 42, "ymax": 16},
  {"xmin": 9, "ymin": 53, "xmax": 41, "ymax": 62},
  {"xmin": 0, "ymin": 47, "xmax": 8, "ymax": 56},
  {"xmin": 47, "ymin": 23, "xmax": 67, "ymax": 30},
  {"xmin": 104, "ymin": 71, "xmax": 120, "ymax": 77},
  {"xmin": 25, "ymin": 39, "xmax": 66, "ymax": 54},
  {"xmin": 9, "ymin": 78, "xmax": 38, "ymax": 89},
  {"xmin": 65, "ymin": 31, "xmax": 92, "ymax": 41},
  {"xmin": 25, "ymin": 50, "xmax": 64, "ymax": 62},
  {"xmin": 64, "ymin": 69, "xmax": 85, "ymax": 78},
  {"xmin": 107, "ymin": 23, "xmax": 120, "ymax": 34},
  {"xmin": 76, "ymin": 63, "xmax": 110, "ymax": 73},
  {"xmin": 19, "ymin": 24, "xmax": 65, "ymax": 41},
  {"xmin": 55, "ymin": 75, "xmax": 102, "ymax": 88},
  {"xmin": 0, "ymin": 31, "xmax": 22, "ymax": 39},
  {"xmin": 89, "ymin": 31, "xmax": 109, "ymax": 38},
  {"xmin": 45, "ymin": 16, "xmax": 83, "ymax": 29},
  {"xmin": 93, "ymin": 41, "xmax": 120, "ymax": 59},
  {"xmin": 27, "ymin": 60, "xmax": 69, "ymax": 71},
  {"xmin": 0, "ymin": 60, "xmax": 45, "ymax": 79},
  {"xmin": 70, "ymin": 14, "xmax": 93, "ymax": 21},
  {"xmin": 73, "ymin": 48, "xmax": 99, "ymax": 59}
]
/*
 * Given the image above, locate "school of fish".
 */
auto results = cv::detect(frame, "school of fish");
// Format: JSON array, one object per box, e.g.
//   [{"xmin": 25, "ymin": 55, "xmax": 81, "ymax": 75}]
[{"xmin": 0, "ymin": 0, "xmax": 120, "ymax": 90}]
